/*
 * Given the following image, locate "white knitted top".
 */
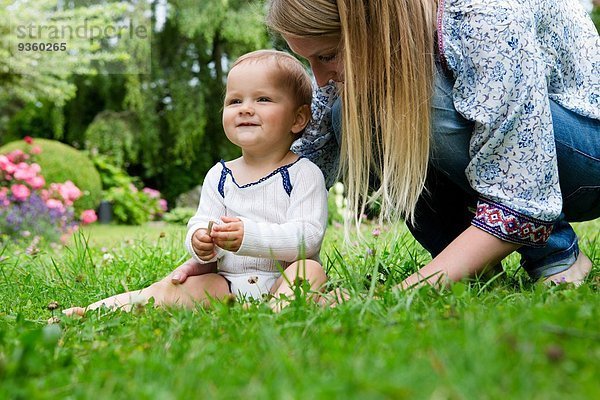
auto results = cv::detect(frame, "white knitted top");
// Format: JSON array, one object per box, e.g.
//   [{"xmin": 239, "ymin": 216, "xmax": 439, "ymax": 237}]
[{"xmin": 185, "ymin": 157, "xmax": 328, "ymax": 274}]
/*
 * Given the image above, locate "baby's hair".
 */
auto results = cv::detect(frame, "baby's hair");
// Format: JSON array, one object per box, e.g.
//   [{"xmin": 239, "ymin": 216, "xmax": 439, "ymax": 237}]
[{"xmin": 231, "ymin": 50, "xmax": 312, "ymax": 109}]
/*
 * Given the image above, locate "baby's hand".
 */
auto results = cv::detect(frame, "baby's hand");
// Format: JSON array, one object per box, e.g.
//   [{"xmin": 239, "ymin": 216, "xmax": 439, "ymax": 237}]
[
  {"xmin": 191, "ymin": 227, "xmax": 216, "ymax": 261},
  {"xmin": 211, "ymin": 216, "xmax": 244, "ymax": 252}
]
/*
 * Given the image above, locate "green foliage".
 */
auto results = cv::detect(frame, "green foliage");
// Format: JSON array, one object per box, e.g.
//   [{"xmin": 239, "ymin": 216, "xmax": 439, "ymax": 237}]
[
  {"xmin": 591, "ymin": 6, "xmax": 600, "ymax": 34},
  {"xmin": 74, "ymin": 0, "xmax": 265, "ymax": 202},
  {"xmin": 162, "ymin": 207, "xmax": 196, "ymax": 225},
  {"xmin": 4, "ymin": 101, "xmax": 58, "ymax": 144},
  {"xmin": 90, "ymin": 153, "xmax": 135, "ymax": 189},
  {"xmin": 0, "ymin": 0, "xmax": 145, "ymax": 115},
  {"xmin": 90, "ymin": 154, "xmax": 164, "ymax": 225},
  {"xmin": 104, "ymin": 186, "xmax": 160, "ymax": 225},
  {"xmin": 3, "ymin": 0, "xmax": 269, "ymax": 204},
  {"xmin": 0, "ymin": 139, "xmax": 102, "ymax": 212},
  {"xmin": 0, "ymin": 220, "xmax": 598, "ymax": 398},
  {"xmin": 84, "ymin": 111, "xmax": 141, "ymax": 167}
]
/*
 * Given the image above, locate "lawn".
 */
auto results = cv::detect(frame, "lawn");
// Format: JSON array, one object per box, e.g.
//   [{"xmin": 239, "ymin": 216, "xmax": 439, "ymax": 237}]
[{"xmin": 0, "ymin": 220, "xmax": 599, "ymax": 399}]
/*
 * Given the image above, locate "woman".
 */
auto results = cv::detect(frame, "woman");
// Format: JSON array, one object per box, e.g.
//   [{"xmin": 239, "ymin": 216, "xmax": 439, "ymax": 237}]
[
  {"xmin": 264, "ymin": 0, "xmax": 599, "ymax": 288},
  {"xmin": 174, "ymin": 0, "xmax": 598, "ymax": 290}
]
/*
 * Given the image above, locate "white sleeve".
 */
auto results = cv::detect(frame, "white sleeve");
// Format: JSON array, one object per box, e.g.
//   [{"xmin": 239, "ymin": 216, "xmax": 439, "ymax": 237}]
[
  {"xmin": 185, "ymin": 164, "xmax": 226, "ymax": 263},
  {"xmin": 235, "ymin": 162, "xmax": 328, "ymax": 262}
]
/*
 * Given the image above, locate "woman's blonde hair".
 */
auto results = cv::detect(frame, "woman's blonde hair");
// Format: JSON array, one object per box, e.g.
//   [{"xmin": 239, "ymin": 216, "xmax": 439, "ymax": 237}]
[{"xmin": 267, "ymin": 0, "xmax": 436, "ymax": 227}]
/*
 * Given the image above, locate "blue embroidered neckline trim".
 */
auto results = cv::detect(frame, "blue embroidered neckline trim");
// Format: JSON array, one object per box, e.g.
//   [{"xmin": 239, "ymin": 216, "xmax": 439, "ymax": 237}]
[{"xmin": 217, "ymin": 157, "xmax": 304, "ymax": 197}]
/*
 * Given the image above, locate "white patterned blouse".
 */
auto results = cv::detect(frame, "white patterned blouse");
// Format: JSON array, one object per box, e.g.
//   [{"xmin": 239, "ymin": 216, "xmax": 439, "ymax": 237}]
[{"xmin": 292, "ymin": 0, "xmax": 600, "ymax": 247}]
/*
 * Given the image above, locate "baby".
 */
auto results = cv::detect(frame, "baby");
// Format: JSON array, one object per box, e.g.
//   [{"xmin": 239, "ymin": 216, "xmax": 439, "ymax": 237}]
[{"xmin": 64, "ymin": 50, "xmax": 329, "ymax": 315}]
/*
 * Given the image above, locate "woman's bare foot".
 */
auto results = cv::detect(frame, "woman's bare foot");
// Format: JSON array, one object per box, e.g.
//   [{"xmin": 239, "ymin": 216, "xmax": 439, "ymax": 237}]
[{"xmin": 543, "ymin": 252, "xmax": 593, "ymax": 287}]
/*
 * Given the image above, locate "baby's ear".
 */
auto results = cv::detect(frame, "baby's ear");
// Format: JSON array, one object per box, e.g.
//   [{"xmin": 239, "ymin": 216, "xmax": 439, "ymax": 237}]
[{"xmin": 291, "ymin": 104, "xmax": 311, "ymax": 134}]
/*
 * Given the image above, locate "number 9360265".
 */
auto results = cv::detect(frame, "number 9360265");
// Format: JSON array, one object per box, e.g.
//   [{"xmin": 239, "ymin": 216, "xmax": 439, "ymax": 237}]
[{"xmin": 17, "ymin": 42, "xmax": 67, "ymax": 51}]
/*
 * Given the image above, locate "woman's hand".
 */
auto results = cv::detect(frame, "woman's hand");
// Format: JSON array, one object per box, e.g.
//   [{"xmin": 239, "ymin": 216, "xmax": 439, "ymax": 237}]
[
  {"xmin": 211, "ymin": 216, "xmax": 244, "ymax": 252},
  {"xmin": 170, "ymin": 258, "xmax": 216, "ymax": 284}
]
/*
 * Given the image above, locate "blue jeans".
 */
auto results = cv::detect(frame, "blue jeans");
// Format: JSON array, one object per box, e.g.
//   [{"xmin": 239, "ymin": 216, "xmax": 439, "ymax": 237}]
[{"xmin": 331, "ymin": 64, "xmax": 600, "ymax": 279}]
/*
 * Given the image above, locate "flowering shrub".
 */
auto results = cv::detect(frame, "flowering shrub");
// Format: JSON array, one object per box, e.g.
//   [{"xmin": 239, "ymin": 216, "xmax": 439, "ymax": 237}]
[
  {"xmin": 105, "ymin": 184, "xmax": 167, "ymax": 225},
  {"xmin": 0, "ymin": 138, "xmax": 102, "ymax": 212},
  {"xmin": 91, "ymin": 153, "xmax": 167, "ymax": 225},
  {"xmin": 0, "ymin": 138, "xmax": 98, "ymax": 244}
]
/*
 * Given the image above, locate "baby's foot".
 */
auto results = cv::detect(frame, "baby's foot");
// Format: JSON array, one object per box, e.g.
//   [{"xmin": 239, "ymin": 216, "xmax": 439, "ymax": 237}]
[
  {"xmin": 62, "ymin": 306, "xmax": 86, "ymax": 317},
  {"xmin": 61, "ymin": 293, "xmax": 144, "ymax": 317},
  {"xmin": 543, "ymin": 252, "xmax": 592, "ymax": 287}
]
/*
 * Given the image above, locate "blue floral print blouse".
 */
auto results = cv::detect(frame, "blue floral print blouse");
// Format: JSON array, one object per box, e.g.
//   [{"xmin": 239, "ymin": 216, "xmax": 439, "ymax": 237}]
[{"xmin": 292, "ymin": 0, "xmax": 600, "ymax": 247}]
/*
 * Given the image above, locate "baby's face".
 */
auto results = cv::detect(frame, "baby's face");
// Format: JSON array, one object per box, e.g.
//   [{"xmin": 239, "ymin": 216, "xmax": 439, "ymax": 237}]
[{"xmin": 222, "ymin": 61, "xmax": 304, "ymax": 155}]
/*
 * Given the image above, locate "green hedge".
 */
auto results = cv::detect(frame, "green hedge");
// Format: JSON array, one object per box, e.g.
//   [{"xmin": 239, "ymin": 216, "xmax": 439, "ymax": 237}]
[{"xmin": 0, "ymin": 139, "xmax": 102, "ymax": 212}]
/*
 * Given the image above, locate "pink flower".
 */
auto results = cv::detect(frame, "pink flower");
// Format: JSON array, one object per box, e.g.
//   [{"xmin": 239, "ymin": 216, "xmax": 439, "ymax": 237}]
[
  {"xmin": 30, "ymin": 146, "xmax": 42, "ymax": 155},
  {"xmin": 0, "ymin": 157, "xmax": 16, "ymax": 175},
  {"xmin": 143, "ymin": 187, "xmax": 161, "ymax": 199},
  {"xmin": 80, "ymin": 209, "xmax": 98, "ymax": 225},
  {"xmin": 0, "ymin": 155, "xmax": 10, "ymax": 170},
  {"xmin": 14, "ymin": 163, "xmax": 37, "ymax": 181},
  {"xmin": 28, "ymin": 176, "xmax": 45, "ymax": 190},
  {"xmin": 159, "ymin": 198, "xmax": 168, "ymax": 212},
  {"xmin": 39, "ymin": 189, "xmax": 49, "ymax": 201},
  {"xmin": 7, "ymin": 149, "xmax": 27, "ymax": 163},
  {"xmin": 11, "ymin": 184, "xmax": 30, "ymax": 201},
  {"xmin": 24, "ymin": 136, "xmax": 33, "ymax": 144},
  {"xmin": 55, "ymin": 181, "xmax": 82, "ymax": 204},
  {"xmin": 371, "ymin": 227, "xmax": 381, "ymax": 237},
  {"xmin": 46, "ymin": 199, "xmax": 65, "ymax": 213}
]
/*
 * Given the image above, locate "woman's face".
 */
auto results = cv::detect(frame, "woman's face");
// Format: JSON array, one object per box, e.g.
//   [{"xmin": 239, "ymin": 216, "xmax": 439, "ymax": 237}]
[{"xmin": 284, "ymin": 34, "xmax": 342, "ymax": 87}]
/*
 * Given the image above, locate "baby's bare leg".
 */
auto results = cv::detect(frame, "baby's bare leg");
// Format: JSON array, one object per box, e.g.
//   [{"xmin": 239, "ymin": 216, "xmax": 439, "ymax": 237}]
[
  {"xmin": 269, "ymin": 260, "xmax": 327, "ymax": 311},
  {"xmin": 63, "ymin": 262, "xmax": 229, "ymax": 316}
]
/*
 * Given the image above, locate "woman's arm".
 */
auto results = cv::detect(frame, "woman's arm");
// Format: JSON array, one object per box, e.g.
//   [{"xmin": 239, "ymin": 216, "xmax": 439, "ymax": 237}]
[{"xmin": 399, "ymin": 225, "xmax": 520, "ymax": 289}]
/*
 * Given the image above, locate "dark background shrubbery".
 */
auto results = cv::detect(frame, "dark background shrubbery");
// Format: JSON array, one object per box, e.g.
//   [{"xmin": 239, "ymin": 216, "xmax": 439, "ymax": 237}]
[
  {"xmin": 0, "ymin": 0, "xmax": 271, "ymax": 206},
  {"xmin": 2, "ymin": 1, "xmax": 597, "ymax": 206}
]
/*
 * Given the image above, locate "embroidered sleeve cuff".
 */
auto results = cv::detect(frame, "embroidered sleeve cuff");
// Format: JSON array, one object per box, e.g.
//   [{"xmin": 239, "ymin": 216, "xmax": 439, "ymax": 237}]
[{"xmin": 471, "ymin": 198, "xmax": 554, "ymax": 247}]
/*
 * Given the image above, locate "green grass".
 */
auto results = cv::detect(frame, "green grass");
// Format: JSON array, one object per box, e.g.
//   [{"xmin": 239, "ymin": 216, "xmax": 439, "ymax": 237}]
[{"xmin": 1, "ymin": 220, "xmax": 599, "ymax": 399}]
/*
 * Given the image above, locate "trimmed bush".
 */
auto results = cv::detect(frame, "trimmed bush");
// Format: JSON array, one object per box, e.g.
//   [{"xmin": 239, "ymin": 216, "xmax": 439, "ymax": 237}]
[
  {"xmin": 0, "ymin": 139, "xmax": 102, "ymax": 212},
  {"xmin": 162, "ymin": 207, "xmax": 196, "ymax": 225}
]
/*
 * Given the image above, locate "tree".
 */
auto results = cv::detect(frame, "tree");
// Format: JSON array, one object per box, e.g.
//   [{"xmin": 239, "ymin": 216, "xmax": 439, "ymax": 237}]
[
  {"xmin": 0, "ymin": 0, "xmax": 150, "ymax": 138},
  {"xmin": 73, "ymin": 0, "xmax": 271, "ymax": 202},
  {"xmin": 3, "ymin": 0, "xmax": 272, "ymax": 204}
]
